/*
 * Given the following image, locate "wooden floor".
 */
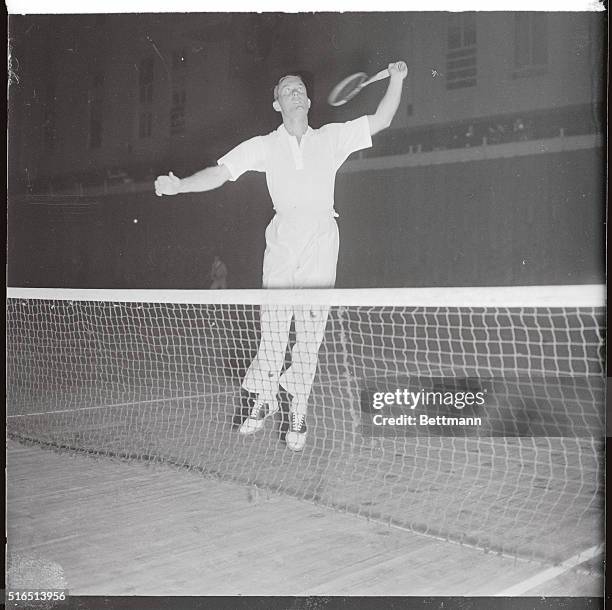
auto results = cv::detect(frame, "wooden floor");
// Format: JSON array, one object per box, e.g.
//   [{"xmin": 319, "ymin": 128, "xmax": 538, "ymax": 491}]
[{"xmin": 6, "ymin": 440, "xmax": 602, "ymax": 597}]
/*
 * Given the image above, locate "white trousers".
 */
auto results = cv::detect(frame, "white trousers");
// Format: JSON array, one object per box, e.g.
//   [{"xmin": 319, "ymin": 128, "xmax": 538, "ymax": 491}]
[
  {"xmin": 242, "ymin": 213, "xmax": 338, "ymax": 414},
  {"xmin": 241, "ymin": 305, "xmax": 330, "ymax": 415},
  {"xmin": 262, "ymin": 214, "xmax": 339, "ymax": 289}
]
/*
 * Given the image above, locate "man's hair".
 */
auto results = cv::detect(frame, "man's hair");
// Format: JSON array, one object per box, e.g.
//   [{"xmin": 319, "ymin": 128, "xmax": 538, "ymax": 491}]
[{"xmin": 273, "ymin": 74, "xmax": 306, "ymax": 101}]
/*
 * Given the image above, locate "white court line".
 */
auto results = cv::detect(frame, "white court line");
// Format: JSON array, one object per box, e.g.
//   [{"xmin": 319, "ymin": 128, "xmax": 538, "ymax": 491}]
[
  {"xmin": 7, "ymin": 374, "xmax": 353, "ymax": 421},
  {"xmin": 367, "ymin": 516, "xmax": 603, "ymax": 576},
  {"xmin": 8, "ymin": 374, "xmax": 351, "ymax": 420},
  {"xmin": 6, "ymin": 389, "xmax": 239, "ymax": 419},
  {"xmin": 494, "ymin": 543, "xmax": 603, "ymax": 596}
]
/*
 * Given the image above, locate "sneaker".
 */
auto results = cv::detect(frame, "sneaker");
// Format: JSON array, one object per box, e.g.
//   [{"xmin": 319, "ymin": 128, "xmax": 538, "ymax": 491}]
[
  {"xmin": 238, "ymin": 397, "xmax": 279, "ymax": 435},
  {"xmin": 285, "ymin": 412, "xmax": 307, "ymax": 452}
]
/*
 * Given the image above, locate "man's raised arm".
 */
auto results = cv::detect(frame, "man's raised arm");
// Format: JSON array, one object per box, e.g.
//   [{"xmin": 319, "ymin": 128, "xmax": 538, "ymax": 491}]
[
  {"xmin": 368, "ymin": 61, "xmax": 408, "ymax": 137},
  {"xmin": 155, "ymin": 164, "xmax": 231, "ymax": 197}
]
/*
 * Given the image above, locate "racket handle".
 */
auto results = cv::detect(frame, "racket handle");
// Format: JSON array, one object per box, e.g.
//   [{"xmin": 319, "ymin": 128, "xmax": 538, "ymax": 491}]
[{"xmin": 363, "ymin": 68, "xmax": 390, "ymax": 87}]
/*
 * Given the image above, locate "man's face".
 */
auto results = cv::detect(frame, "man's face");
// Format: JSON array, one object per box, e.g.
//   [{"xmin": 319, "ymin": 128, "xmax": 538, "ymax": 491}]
[{"xmin": 274, "ymin": 76, "xmax": 309, "ymax": 117}]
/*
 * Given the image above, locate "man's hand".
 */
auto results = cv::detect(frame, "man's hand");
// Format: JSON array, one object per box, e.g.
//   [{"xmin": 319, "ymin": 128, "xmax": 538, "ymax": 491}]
[
  {"xmin": 154, "ymin": 171, "xmax": 181, "ymax": 197},
  {"xmin": 388, "ymin": 61, "xmax": 408, "ymax": 81}
]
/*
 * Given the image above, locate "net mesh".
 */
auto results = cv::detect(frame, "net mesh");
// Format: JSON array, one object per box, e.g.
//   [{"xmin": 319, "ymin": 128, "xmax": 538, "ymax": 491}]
[{"xmin": 6, "ymin": 287, "xmax": 605, "ymax": 564}]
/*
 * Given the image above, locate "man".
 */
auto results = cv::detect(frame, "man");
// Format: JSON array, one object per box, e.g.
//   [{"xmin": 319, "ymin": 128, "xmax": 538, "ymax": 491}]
[
  {"xmin": 155, "ymin": 61, "xmax": 407, "ymax": 451},
  {"xmin": 209, "ymin": 255, "xmax": 228, "ymax": 289}
]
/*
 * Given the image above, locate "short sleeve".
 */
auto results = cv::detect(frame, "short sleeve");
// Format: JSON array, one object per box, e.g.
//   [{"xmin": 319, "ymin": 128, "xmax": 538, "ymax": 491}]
[
  {"xmin": 325, "ymin": 116, "xmax": 373, "ymax": 167},
  {"xmin": 217, "ymin": 135, "xmax": 268, "ymax": 182}
]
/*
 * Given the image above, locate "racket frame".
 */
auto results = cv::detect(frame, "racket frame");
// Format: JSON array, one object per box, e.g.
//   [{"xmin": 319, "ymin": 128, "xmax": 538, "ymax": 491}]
[{"xmin": 327, "ymin": 68, "xmax": 390, "ymax": 107}]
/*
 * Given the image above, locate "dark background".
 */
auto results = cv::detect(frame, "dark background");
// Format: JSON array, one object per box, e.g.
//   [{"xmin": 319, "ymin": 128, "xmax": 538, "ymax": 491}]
[
  {"xmin": 7, "ymin": 148, "xmax": 604, "ymax": 288},
  {"xmin": 7, "ymin": 13, "xmax": 606, "ymax": 289}
]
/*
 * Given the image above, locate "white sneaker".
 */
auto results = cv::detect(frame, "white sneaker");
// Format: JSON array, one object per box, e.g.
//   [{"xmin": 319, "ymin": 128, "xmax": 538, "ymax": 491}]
[
  {"xmin": 239, "ymin": 397, "xmax": 279, "ymax": 435},
  {"xmin": 285, "ymin": 411, "xmax": 307, "ymax": 452}
]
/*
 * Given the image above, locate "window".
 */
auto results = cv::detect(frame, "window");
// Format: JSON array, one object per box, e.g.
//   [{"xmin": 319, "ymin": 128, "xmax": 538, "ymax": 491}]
[
  {"xmin": 446, "ymin": 13, "xmax": 477, "ymax": 90},
  {"xmin": 170, "ymin": 89, "xmax": 186, "ymax": 135},
  {"xmin": 139, "ymin": 57, "xmax": 154, "ymax": 104},
  {"xmin": 448, "ymin": 13, "xmax": 476, "ymax": 49},
  {"xmin": 514, "ymin": 13, "xmax": 548, "ymax": 71}
]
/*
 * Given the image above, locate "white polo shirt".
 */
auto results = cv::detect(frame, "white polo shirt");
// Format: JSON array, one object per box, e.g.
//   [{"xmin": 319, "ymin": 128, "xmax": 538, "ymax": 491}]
[{"xmin": 217, "ymin": 116, "xmax": 372, "ymax": 219}]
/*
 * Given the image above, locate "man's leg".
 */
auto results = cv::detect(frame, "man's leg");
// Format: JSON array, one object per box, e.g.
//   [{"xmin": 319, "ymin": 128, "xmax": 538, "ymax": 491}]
[
  {"xmin": 239, "ymin": 305, "xmax": 293, "ymax": 434},
  {"xmin": 238, "ymin": 213, "xmax": 297, "ymax": 435},
  {"xmin": 277, "ymin": 217, "xmax": 338, "ymax": 450},
  {"xmin": 279, "ymin": 305, "xmax": 330, "ymax": 451}
]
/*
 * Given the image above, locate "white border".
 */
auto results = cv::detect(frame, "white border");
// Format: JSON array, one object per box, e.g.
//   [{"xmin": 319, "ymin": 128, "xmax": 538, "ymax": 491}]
[
  {"xmin": 6, "ymin": 1, "xmax": 607, "ymax": 13},
  {"xmin": 6, "ymin": 285, "xmax": 605, "ymax": 307}
]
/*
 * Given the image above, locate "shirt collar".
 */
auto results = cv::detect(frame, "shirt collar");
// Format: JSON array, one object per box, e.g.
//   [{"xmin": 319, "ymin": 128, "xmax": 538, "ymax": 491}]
[{"xmin": 278, "ymin": 123, "xmax": 312, "ymax": 141}]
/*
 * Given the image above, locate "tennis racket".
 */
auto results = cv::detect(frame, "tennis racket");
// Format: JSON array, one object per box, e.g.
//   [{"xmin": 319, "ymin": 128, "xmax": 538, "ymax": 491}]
[{"xmin": 327, "ymin": 68, "xmax": 390, "ymax": 107}]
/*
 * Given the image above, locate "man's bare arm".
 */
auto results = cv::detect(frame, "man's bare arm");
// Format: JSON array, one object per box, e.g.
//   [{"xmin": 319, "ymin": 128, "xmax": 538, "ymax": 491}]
[
  {"xmin": 155, "ymin": 164, "xmax": 231, "ymax": 197},
  {"xmin": 368, "ymin": 61, "xmax": 408, "ymax": 137}
]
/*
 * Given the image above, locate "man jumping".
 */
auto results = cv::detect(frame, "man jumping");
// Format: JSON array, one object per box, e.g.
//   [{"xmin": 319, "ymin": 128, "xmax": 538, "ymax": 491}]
[{"xmin": 155, "ymin": 61, "xmax": 408, "ymax": 451}]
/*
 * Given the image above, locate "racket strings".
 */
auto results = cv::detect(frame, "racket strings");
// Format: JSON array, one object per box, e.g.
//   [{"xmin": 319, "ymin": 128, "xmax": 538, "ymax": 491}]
[{"xmin": 329, "ymin": 73, "xmax": 367, "ymax": 106}]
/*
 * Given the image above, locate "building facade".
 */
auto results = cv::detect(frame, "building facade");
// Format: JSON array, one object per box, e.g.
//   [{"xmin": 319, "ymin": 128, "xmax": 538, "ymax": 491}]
[{"xmin": 9, "ymin": 12, "xmax": 604, "ymax": 192}]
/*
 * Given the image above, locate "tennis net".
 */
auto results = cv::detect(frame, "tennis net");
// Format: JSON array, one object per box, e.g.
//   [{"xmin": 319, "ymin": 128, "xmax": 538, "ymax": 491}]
[{"xmin": 6, "ymin": 285, "xmax": 605, "ymax": 564}]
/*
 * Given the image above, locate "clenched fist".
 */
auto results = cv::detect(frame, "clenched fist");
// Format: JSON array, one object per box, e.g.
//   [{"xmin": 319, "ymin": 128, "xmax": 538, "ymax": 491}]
[
  {"xmin": 154, "ymin": 171, "xmax": 181, "ymax": 197},
  {"xmin": 388, "ymin": 61, "xmax": 408, "ymax": 81}
]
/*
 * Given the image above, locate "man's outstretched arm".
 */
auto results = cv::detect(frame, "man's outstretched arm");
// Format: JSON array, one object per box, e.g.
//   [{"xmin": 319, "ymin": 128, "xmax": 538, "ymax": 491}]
[
  {"xmin": 155, "ymin": 164, "xmax": 231, "ymax": 197},
  {"xmin": 368, "ymin": 61, "xmax": 408, "ymax": 136}
]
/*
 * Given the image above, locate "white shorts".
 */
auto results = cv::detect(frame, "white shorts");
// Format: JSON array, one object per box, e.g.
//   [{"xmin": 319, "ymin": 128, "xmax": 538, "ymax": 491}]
[{"xmin": 262, "ymin": 214, "xmax": 339, "ymax": 289}]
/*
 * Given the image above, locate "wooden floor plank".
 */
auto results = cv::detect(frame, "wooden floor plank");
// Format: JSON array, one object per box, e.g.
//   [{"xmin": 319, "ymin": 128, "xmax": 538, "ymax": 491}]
[{"xmin": 6, "ymin": 440, "xmax": 602, "ymax": 597}]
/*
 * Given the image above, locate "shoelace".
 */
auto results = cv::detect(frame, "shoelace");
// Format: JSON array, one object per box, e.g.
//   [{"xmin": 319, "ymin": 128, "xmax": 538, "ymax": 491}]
[
  {"xmin": 250, "ymin": 399, "xmax": 266, "ymax": 419},
  {"xmin": 290, "ymin": 412, "xmax": 305, "ymax": 433}
]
